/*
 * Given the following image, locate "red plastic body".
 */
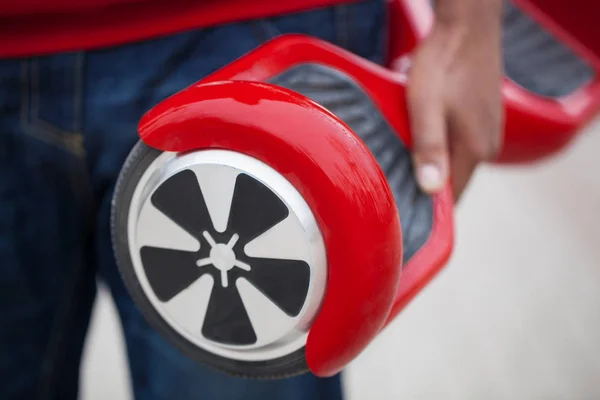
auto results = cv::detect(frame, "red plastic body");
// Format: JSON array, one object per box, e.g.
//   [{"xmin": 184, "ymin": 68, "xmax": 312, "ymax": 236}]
[
  {"xmin": 138, "ymin": 35, "xmax": 455, "ymax": 378},
  {"xmin": 388, "ymin": 0, "xmax": 600, "ymax": 164},
  {"xmin": 136, "ymin": 0, "xmax": 600, "ymax": 378}
]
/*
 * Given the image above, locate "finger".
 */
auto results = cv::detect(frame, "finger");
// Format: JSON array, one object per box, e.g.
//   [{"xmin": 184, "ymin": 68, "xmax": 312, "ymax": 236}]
[
  {"xmin": 407, "ymin": 85, "xmax": 450, "ymax": 194},
  {"xmin": 449, "ymin": 143, "xmax": 478, "ymax": 201},
  {"xmin": 447, "ymin": 109, "xmax": 502, "ymax": 201}
]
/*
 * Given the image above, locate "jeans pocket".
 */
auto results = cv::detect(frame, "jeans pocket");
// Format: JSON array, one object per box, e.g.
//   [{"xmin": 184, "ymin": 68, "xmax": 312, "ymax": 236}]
[{"xmin": 19, "ymin": 55, "xmax": 85, "ymax": 158}]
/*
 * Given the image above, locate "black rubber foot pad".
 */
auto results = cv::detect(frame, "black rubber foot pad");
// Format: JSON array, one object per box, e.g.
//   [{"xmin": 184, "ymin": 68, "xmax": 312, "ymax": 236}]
[
  {"xmin": 269, "ymin": 64, "xmax": 434, "ymax": 264},
  {"xmin": 503, "ymin": 1, "xmax": 594, "ymax": 97},
  {"xmin": 431, "ymin": 1, "xmax": 595, "ymax": 97}
]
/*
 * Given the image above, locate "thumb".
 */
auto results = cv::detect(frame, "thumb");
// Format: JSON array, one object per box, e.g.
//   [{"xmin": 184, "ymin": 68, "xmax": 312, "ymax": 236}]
[{"xmin": 407, "ymin": 88, "xmax": 450, "ymax": 194}]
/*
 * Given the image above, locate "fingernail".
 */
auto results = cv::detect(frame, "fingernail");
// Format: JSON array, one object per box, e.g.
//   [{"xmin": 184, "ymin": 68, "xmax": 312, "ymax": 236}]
[{"xmin": 417, "ymin": 164, "xmax": 443, "ymax": 193}]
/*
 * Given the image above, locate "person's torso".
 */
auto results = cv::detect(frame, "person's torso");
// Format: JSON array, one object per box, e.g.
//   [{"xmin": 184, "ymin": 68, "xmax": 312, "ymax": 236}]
[{"xmin": 0, "ymin": 0, "xmax": 354, "ymax": 58}]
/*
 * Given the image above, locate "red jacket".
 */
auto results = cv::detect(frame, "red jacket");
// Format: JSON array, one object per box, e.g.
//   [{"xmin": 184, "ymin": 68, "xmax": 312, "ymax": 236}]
[{"xmin": 0, "ymin": 0, "xmax": 353, "ymax": 58}]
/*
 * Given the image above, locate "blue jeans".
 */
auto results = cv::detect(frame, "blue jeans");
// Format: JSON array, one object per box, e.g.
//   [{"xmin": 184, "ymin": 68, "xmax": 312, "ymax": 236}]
[{"xmin": 0, "ymin": 1, "xmax": 385, "ymax": 399}]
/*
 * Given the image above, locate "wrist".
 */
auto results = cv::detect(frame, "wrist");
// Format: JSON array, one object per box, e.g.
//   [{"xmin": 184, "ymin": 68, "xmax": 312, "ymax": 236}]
[
  {"xmin": 422, "ymin": 0, "xmax": 504, "ymax": 71},
  {"xmin": 434, "ymin": 0, "xmax": 503, "ymax": 30}
]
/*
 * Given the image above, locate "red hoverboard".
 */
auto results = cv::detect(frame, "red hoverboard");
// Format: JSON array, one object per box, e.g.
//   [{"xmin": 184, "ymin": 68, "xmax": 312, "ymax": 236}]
[{"xmin": 111, "ymin": 1, "xmax": 600, "ymax": 379}]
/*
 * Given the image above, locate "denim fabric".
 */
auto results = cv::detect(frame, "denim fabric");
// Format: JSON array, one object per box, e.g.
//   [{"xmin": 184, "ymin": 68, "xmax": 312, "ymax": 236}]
[{"xmin": 0, "ymin": 1, "xmax": 385, "ymax": 399}]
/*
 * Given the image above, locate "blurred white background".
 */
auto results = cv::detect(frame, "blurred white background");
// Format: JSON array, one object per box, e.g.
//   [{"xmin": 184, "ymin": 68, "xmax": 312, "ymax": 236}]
[{"xmin": 80, "ymin": 119, "xmax": 600, "ymax": 400}]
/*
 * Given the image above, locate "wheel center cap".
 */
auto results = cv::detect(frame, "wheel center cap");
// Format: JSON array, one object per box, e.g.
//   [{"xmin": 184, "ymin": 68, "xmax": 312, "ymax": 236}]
[
  {"xmin": 210, "ymin": 244, "xmax": 236, "ymax": 271},
  {"xmin": 196, "ymin": 231, "xmax": 252, "ymax": 287}
]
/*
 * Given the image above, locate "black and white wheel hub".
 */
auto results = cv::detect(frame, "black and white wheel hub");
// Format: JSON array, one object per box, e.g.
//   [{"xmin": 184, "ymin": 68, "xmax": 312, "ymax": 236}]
[{"xmin": 127, "ymin": 149, "xmax": 327, "ymax": 362}]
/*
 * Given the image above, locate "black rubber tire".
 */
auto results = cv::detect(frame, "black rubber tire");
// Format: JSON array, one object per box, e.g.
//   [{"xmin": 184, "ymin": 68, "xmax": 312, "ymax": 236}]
[{"xmin": 110, "ymin": 140, "xmax": 310, "ymax": 379}]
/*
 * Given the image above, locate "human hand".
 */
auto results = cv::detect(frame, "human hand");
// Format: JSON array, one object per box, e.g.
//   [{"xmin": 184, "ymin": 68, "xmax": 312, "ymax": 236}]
[{"xmin": 407, "ymin": 0, "xmax": 505, "ymax": 200}]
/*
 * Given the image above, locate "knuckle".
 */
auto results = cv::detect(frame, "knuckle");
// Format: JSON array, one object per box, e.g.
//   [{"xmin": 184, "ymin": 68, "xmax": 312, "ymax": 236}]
[
  {"xmin": 414, "ymin": 135, "xmax": 446, "ymax": 154},
  {"xmin": 414, "ymin": 144, "xmax": 447, "ymax": 164},
  {"xmin": 421, "ymin": 142, "xmax": 447, "ymax": 157},
  {"xmin": 469, "ymin": 142, "xmax": 489, "ymax": 160},
  {"xmin": 463, "ymin": 109, "xmax": 504, "ymax": 160},
  {"xmin": 468, "ymin": 131, "xmax": 502, "ymax": 160},
  {"xmin": 488, "ymin": 133, "xmax": 503, "ymax": 158}
]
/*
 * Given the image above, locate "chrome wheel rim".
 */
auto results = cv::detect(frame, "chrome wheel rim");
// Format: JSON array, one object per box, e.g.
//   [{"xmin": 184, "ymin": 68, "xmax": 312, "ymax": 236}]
[{"xmin": 126, "ymin": 149, "xmax": 327, "ymax": 362}]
